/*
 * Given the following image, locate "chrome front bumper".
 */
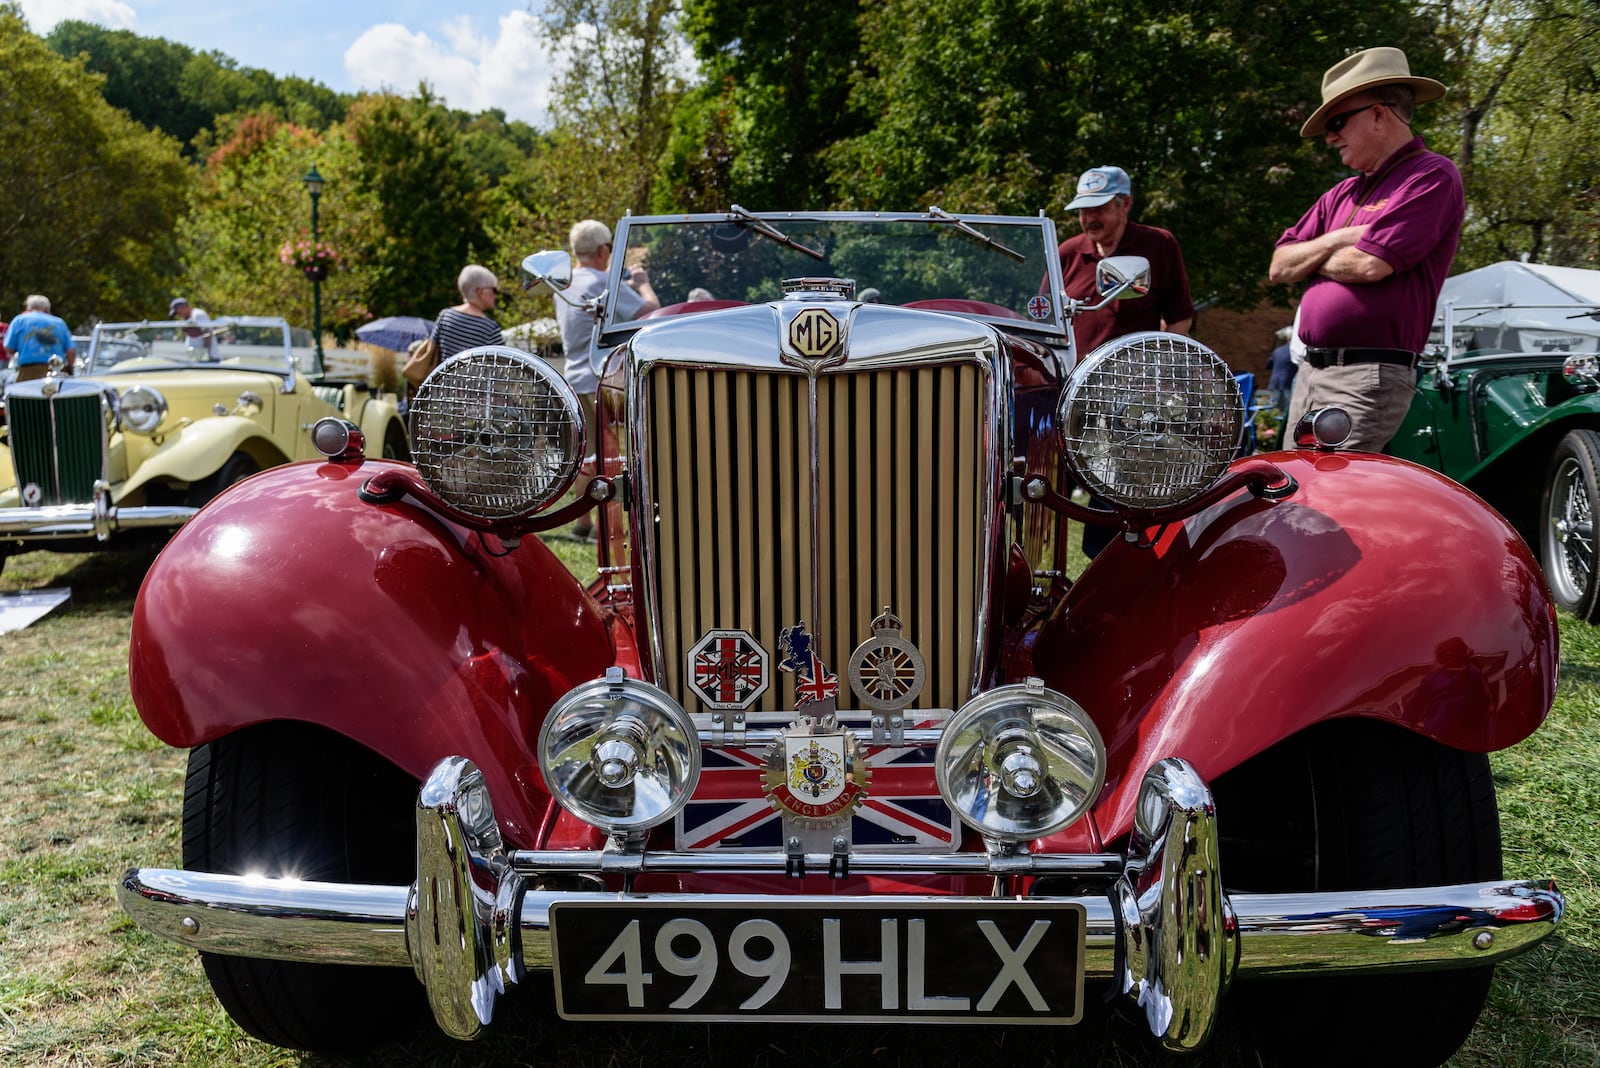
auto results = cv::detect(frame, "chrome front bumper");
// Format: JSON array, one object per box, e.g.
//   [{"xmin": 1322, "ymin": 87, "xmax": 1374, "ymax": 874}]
[
  {"xmin": 0, "ymin": 481, "xmax": 197, "ymax": 541},
  {"xmin": 117, "ymin": 757, "xmax": 1563, "ymax": 1053}
]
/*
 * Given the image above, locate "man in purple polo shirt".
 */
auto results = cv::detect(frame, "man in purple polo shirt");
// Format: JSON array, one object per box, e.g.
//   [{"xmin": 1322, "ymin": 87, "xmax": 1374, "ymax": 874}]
[
  {"xmin": 1269, "ymin": 46, "xmax": 1462, "ymax": 452},
  {"xmin": 1056, "ymin": 165, "xmax": 1194, "ymax": 357}
]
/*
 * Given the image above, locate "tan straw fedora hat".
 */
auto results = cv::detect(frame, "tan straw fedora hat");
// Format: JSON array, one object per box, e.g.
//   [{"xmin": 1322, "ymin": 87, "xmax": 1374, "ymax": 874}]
[{"xmin": 1300, "ymin": 47, "xmax": 1446, "ymax": 137}]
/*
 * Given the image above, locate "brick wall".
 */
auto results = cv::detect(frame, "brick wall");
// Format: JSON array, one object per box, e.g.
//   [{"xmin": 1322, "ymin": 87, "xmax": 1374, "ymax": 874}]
[{"xmin": 1191, "ymin": 298, "xmax": 1298, "ymax": 381}]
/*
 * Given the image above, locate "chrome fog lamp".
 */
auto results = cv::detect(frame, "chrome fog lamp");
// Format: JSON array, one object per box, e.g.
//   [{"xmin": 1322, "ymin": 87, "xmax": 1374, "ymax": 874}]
[
  {"xmin": 935, "ymin": 679, "xmax": 1106, "ymax": 841},
  {"xmin": 1057, "ymin": 332, "xmax": 1242, "ymax": 510},
  {"xmin": 537, "ymin": 668, "xmax": 701, "ymax": 834},
  {"xmin": 409, "ymin": 346, "xmax": 584, "ymax": 520},
  {"xmin": 117, "ymin": 385, "xmax": 168, "ymax": 435}
]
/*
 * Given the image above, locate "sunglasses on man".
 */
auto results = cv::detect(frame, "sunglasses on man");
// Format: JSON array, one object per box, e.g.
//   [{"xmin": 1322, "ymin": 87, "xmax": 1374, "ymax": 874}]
[{"xmin": 1324, "ymin": 102, "xmax": 1396, "ymax": 135}]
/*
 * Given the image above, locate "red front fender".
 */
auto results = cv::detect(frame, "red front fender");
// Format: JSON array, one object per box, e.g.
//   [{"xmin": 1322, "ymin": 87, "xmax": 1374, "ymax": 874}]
[
  {"xmin": 128, "ymin": 458, "xmax": 617, "ymax": 845},
  {"xmin": 1032, "ymin": 450, "xmax": 1558, "ymax": 843}
]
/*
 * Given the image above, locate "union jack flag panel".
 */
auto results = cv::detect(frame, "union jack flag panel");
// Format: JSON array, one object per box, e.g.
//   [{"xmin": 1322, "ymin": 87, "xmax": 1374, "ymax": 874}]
[{"xmin": 675, "ymin": 712, "xmax": 957, "ymax": 852}]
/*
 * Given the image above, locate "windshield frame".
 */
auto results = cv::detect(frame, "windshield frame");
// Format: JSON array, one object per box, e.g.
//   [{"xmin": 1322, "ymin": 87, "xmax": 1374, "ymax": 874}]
[
  {"xmin": 84, "ymin": 316, "xmax": 316, "ymax": 378},
  {"xmin": 600, "ymin": 209, "xmax": 1067, "ymax": 345}
]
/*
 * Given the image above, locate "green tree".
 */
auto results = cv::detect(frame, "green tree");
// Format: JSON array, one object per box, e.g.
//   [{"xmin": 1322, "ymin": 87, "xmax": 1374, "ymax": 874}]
[
  {"xmin": 45, "ymin": 19, "xmax": 351, "ymax": 151},
  {"xmin": 537, "ymin": 0, "xmax": 689, "ymax": 219},
  {"xmin": 344, "ymin": 89, "xmax": 491, "ymax": 316},
  {"xmin": 1439, "ymin": 0, "xmax": 1600, "ymax": 266},
  {"xmin": 823, "ymin": 0, "xmax": 1440, "ymax": 304},
  {"xmin": 0, "ymin": 5, "xmax": 188, "ymax": 323},
  {"xmin": 180, "ymin": 115, "xmax": 375, "ymax": 332},
  {"xmin": 665, "ymin": 0, "xmax": 863, "ymax": 209}
]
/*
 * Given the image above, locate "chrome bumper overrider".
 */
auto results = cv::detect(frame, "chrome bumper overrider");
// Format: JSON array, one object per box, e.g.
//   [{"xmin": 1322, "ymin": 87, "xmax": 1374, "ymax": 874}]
[
  {"xmin": 117, "ymin": 757, "xmax": 1564, "ymax": 1053},
  {"xmin": 0, "ymin": 482, "xmax": 197, "ymax": 541}
]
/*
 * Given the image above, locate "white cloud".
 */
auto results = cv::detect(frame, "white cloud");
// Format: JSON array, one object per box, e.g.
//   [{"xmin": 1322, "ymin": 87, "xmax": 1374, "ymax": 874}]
[
  {"xmin": 344, "ymin": 12, "xmax": 556, "ymax": 126},
  {"xmin": 17, "ymin": 0, "xmax": 138, "ymax": 33}
]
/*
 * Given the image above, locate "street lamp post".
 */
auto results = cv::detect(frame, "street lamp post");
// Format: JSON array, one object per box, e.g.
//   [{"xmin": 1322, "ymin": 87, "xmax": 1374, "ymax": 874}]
[{"xmin": 302, "ymin": 164, "xmax": 325, "ymax": 365}]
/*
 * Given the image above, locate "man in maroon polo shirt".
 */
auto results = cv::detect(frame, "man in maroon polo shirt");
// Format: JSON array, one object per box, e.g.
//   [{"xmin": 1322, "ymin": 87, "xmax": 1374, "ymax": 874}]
[
  {"xmin": 1056, "ymin": 165, "xmax": 1194, "ymax": 357},
  {"xmin": 1270, "ymin": 47, "xmax": 1462, "ymax": 452}
]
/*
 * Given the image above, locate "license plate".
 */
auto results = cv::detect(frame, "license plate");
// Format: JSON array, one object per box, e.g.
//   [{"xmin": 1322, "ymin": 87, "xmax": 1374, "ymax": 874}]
[{"xmin": 549, "ymin": 899, "xmax": 1085, "ymax": 1023}]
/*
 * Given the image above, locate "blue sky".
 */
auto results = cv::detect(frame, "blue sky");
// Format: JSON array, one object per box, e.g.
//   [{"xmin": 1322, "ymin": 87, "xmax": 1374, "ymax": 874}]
[{"xmin": 19, "ymin": 0, "xmax": 561, "ymax": 124}]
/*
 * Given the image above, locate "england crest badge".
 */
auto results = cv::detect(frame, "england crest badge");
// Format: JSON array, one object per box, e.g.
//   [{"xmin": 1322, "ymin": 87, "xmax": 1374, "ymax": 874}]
[{"xmin": 761, "ymin": 714, "xmax": 870, "ymax": 824}]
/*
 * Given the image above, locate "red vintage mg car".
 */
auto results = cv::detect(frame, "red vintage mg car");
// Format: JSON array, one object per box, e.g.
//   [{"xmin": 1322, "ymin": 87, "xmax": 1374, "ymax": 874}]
[{"xmin": 118, "ymin": 210, "xmax": 1562, "ymax": 1066}]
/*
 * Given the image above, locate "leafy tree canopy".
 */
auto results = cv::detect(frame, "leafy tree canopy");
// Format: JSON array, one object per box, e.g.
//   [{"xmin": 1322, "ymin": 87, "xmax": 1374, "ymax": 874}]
[
  {"xmin": 1441, "ymin": 0, "xmax": 1600, "ymax": 268},
  {"xmin": 0, "ymin": 4, "xmax": 188, "ymax": 324},
  {"xmin": 45, "ymin": 19, "xmax": 351, "ymax": 150},
  {"xmin": 820, "ymin": 0, "xmax": 1442, "ymax": 305}
]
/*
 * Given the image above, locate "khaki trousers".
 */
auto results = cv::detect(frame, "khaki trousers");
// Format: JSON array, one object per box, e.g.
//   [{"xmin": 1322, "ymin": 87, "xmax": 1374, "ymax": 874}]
[{"xmin": 1284, "ymin": 362, "xmax": 1416, "ymax": 452}]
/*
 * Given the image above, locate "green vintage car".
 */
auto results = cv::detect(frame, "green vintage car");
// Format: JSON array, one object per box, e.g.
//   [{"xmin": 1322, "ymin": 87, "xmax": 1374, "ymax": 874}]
[
  {"xmin": 1388, "ymin": 261, "xmax": 1600, "ymax": 620},
  {"xmin": 0, "ymin": 316, "xmax": 409, "ymax": 573}
]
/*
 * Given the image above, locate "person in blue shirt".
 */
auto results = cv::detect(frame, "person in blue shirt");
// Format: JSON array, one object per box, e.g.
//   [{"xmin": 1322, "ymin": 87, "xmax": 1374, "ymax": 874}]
[
  {"xmin": 1267, "ymin": 325, "xmax": 1298, "ymax": 409},
  {"xmin": 4, "ymin": 294, "xmax": 75, "ymax": 380}
]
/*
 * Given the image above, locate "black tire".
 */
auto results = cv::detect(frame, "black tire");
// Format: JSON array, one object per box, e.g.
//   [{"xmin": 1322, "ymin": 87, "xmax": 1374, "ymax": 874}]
[
  {"xmin": 184, "ymin": 451, "xmax": 260, "ymax": 508},
  {"xmin": 1214, "ymin": 722, "xmax": 1502, "ymax": 1068},
  {"xmin": 182, "ymin": 723, "xmax": 426, "ymax": 1051},
  {"xmin": 1540, "ymin": 428, "xmax": 1600, "ymax": 621},
  {"xmin": 382, "ymin": 420, "xmax": 411, "ymax": 462}
]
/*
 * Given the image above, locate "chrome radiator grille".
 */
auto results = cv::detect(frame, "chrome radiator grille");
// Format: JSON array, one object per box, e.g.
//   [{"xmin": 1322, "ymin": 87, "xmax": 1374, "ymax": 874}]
[
  {"xmin": 642, "ymin": 362, "xmax": 993, "ymax": 714},
  {"xmin": 6, "ymin": 391, "xmax": 105, "ymax": 504}
]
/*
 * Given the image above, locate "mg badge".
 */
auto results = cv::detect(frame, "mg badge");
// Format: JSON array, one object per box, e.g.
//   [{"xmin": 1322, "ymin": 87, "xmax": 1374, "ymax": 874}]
[
  {"xmin": 762, "ymin": 714, "xmax": 870, "ymax": 824},
  {"xmin": 847, "ymin": 607, "xmax": 926, "ymax": 711},
  {"xmin": 687, "ymin": 628, "xmax": 769, "ymax": 710},
  {"xmin": 782, "ymin": 307, "xmax": 846, "ymax": 373}
]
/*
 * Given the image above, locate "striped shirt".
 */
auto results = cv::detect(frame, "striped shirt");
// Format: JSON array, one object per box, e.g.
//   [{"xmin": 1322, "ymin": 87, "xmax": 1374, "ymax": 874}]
[{"xmin": 434, "ymin": 307, "xmax": 503, "ymax": 359}]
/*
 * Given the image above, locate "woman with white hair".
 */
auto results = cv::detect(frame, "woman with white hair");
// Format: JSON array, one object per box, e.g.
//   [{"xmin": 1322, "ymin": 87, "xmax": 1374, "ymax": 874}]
[{"xmin": 433, "ymin": 264, "xmax": 504, "ymax": 359}]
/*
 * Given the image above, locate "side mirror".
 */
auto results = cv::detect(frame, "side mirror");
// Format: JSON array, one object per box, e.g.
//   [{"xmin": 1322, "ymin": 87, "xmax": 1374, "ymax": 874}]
[
  {"xmin": 521, "ymin": 250, "xmax": 573, "ymax": 293},
  {"xmin": 1096, "ymin": 256, "xmax": 1151, "ymax": 301}
]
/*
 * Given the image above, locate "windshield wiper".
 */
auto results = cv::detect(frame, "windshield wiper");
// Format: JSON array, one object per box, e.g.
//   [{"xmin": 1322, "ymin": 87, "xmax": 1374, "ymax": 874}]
[
  {"xmin": 925, "ymin": 206, "xmax": 1026, "ymax": 262},
  {"xmin": 726, "ymin": 205, "xmax": 825, "ymax": 260}
]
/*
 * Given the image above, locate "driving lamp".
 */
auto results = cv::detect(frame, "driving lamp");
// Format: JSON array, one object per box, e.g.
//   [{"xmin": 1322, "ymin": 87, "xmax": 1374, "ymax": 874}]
[
  {"xmin": 537, "ymin": 668, "xmax": 701, "ymax": 834},
  {"xmin": 935, "ymin": 679, "xmax": 1106, "ymax": 841},
  {"xmin": 117, "ymin": 386, "xmax": 168, "ymax": 435},
  {"xmin": 1057, "ymin": 332, "xmax": 1242, "ymax": 510},
  {"xmin": 409, "ymin": 346, "xmax": 584, "ymax": 520}
]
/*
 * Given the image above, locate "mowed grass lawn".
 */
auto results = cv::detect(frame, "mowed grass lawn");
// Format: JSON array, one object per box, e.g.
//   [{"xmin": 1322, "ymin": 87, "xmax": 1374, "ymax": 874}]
[{"xmin": 0, "ymin": 543, "xmax": 1595, "ymax": 1067}]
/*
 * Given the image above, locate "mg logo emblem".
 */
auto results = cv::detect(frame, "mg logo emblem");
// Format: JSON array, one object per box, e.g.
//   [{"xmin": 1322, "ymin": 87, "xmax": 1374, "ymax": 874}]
[{"xmin": 788, "ymin": 308, "xmax": 840, "ymax": 359}]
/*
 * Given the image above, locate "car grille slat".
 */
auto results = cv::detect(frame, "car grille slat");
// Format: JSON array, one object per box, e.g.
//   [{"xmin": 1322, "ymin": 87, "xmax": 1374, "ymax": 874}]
[
  {"xmin": 7, "ymin": 392, "xmax": 104, "ymax": 504},
  {"xmin": 645, "ymin": 363, "xmax": 988, "ymax": 714}
]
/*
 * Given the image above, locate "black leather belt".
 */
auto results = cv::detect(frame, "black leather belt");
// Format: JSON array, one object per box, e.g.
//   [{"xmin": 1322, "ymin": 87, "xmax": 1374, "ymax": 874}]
[{"xmin": 1303, "ymin": 347, "xmax": 1416, "ymax": 369}]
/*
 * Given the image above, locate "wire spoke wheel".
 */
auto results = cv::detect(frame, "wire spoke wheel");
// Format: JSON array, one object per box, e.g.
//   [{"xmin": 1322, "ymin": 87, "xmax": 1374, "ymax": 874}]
[{"xmin": 1541, "ymin": 429, "xmax": 1600, "ymax": 620}]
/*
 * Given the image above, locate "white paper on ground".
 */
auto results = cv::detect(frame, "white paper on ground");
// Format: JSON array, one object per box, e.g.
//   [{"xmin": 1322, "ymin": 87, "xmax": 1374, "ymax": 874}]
[{"xmin": 0, "ymin": 588, "xmax": 71, "ymax": 633}]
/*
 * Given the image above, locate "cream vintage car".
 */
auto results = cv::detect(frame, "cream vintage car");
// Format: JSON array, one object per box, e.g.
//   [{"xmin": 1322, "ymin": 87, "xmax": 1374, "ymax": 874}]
[{"xmin": 0, "ymin": 316, "xmax": 408, "ymax": 572}]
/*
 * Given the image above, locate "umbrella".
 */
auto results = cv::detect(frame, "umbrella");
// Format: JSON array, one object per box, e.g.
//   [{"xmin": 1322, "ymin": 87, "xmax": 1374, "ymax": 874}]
[{"xmin": 355, "ymin": 315, "xmax": 434, "ymax": 352}]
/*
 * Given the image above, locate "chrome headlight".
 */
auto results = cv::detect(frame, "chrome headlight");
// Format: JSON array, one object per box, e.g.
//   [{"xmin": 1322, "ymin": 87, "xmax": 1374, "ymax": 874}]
[
  {"xmin": 117, "ymin": 385, "xmax": 167, "ymax": 435},
  {"xmin": 1058, "ymin": 332, "xmax": 1242, "ymax": 509},
  {"xmin": 410, "ymin": 346, "xmax": 583, "ymax": 519},
  {"xmin": 537, "ymin": 669, "xmax": 701, "ymax": 834},
  {"xmin": 936, "ymin": 679, "xmax": 1106, "ymax": 841}
]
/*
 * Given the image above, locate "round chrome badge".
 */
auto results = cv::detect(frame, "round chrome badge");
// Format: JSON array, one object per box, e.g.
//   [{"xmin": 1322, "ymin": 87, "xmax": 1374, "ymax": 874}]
[
  {"xmin": 762, "ymin": 714, "xmax": 871, "ymax": 825},
  {"xmin": 847, "ymin": 608, "xmax": 926, "ymax": 712},
  {"xmin": 20, "ymin": 483, "xmax": 43, "ymax": 507}
]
